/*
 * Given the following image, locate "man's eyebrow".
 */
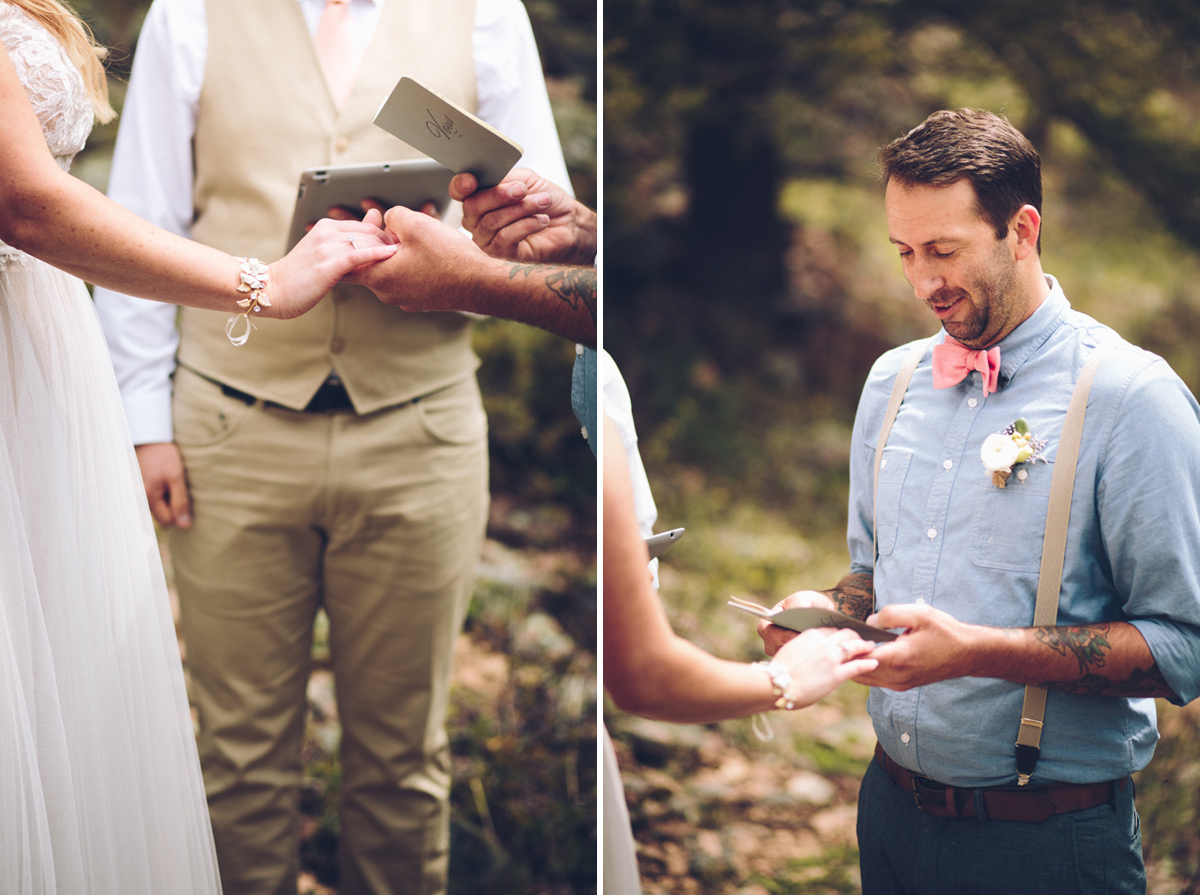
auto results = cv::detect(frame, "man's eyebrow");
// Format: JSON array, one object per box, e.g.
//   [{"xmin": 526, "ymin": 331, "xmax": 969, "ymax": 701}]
[{"xmin": 888, "ymin": 236, "xmax": 954, "ymax": 247}]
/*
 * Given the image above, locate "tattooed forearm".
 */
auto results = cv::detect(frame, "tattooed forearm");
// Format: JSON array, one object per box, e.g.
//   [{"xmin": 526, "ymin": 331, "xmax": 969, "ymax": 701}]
[
  {"xmin": 545, "ymin": 268, "xmax": 597, "ymax": 323},
  {"xmin": 1042, "ymin": 665, "xmax": 1175, "ymax": 698},
  {"xmin": 824, "ymin": 573, "xmax": 874, "ymax": 621},
  {"xmin": 1034, "ymin": 624, "xmax": 1177, "ymax": 698},
  {"xmin": 1034, "ymin": 625, "xmax": 1111, "ymax": 676},
  {"xmin": 508, "ymin": 263, "xmax": 597, "ymax": 324}
]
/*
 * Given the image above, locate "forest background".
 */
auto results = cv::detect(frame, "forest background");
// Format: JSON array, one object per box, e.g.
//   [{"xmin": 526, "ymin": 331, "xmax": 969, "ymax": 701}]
[
  {"xmin": 69, "ymin": 1, "xmax": 597, "ymax": 893},
  {"xmin": 606, "ymin": 2, "xmax": 1200, "ymax": 893}
]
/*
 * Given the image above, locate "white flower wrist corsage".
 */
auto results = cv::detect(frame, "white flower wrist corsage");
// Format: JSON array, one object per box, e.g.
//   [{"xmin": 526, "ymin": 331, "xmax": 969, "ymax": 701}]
[
  {"xmin": 226, "ymin": 257, "xmax": 271, "ymax": 347},
  {"xmin": 980, "ymin": 417, "xmax": 1047, "ymax": 488},
  {"xmin": 754, "ymin": 659, "xmax": 798, "ymax": 710}
]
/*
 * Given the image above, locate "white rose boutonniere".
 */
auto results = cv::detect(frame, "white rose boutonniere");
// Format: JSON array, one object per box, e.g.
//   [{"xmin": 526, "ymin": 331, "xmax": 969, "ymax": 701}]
[{"xmin": 980, "ymin": 418, "xmax": 1047, "ymax": 488}]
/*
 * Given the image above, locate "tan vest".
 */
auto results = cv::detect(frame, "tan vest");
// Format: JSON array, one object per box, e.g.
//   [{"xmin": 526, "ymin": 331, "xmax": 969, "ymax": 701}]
[{"xmin": 180, "ymin": 0, "xmax": 479, "ymax": 412}]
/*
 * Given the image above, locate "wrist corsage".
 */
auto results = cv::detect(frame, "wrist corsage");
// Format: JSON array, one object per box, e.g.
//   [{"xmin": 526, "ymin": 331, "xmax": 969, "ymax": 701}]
[{"xmin": 980, "ymin": 417, "xmax": 1047, "ymax": 488}]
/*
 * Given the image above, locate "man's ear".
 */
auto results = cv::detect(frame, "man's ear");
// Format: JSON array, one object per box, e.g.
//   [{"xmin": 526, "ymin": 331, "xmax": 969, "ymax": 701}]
[{"xmin": 1011, "ymin": 204, "xmax": 1041, "ymax": 260}]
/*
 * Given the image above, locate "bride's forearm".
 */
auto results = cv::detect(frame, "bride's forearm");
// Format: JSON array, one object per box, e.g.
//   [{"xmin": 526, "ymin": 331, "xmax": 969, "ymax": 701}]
[
  {"xmin": 607, "ymin": 632, "xmax": 780, "ymax": 723},
  {"xmin": 3, "ymin": 169, "xmax": 250, "ymax": 312},
  {"xmin": 0, "ymin": 49, "xmax": 245, "ymax": 311},
  {"xmin": 1, "ymin": 48, "xmax": 394, "ymax": 320}
]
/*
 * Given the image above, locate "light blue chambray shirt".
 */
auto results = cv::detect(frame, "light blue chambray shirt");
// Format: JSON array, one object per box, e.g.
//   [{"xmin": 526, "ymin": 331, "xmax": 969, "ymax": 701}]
[{"xmin": 848, "ymin": 276, "xmax": 1200, "ymax": 787}]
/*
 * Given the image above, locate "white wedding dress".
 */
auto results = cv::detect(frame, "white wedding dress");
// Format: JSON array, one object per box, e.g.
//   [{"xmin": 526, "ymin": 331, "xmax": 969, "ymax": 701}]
[{"xmin": 0, "ymin": 5, "xmax": 222, "ymax": 892}]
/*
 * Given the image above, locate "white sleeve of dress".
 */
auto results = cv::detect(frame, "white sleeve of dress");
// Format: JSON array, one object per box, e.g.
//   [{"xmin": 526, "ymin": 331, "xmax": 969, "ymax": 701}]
[
  {"xmin": 472, "ymin": 0, "xmax": 573, "ymax": 196},
  {"xmin": 92, "ymin": 0, "xmax": 206, "ymax": 445}
]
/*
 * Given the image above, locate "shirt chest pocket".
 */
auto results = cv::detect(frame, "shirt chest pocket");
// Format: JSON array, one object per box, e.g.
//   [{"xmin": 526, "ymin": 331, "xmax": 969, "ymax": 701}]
[
  {"xmin": 968, "ymin": 463, "xmax": 1054, "ymax": 572},
  {"xmin": 874, "ymin": 448, "xmax": 912, "ymax": 556}
]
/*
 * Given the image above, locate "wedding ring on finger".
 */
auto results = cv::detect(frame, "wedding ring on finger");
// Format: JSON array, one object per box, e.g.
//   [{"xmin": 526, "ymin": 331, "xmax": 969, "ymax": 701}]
[
  {"xmin": 347, "ymin": 234, "xmax": 358, "ymax": 248},
  {"xmin": 840, "ymin": 640, "xmax": 855, "ymax": 661}
]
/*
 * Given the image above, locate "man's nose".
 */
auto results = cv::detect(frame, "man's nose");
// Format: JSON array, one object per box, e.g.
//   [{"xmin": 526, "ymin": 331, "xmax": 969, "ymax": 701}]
[{"xmin": 908, "ymin": 256, "xmax": 944, "ymax": 301}]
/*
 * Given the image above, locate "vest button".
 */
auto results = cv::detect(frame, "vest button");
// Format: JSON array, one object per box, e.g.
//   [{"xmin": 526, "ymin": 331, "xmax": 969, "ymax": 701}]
[
  {"xmin": 335, "ymin": 137, "xmax": 350, "ymax": 153},
  {"xmin": 330, "ymin": 338, "xmax": 346, "ymax": 354}
]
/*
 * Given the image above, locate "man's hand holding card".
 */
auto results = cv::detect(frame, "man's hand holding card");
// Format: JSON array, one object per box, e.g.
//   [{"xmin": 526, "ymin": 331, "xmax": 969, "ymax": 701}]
[{"xmin": 451, "ymin": 169, "xmax": 597, "ymax": 266}]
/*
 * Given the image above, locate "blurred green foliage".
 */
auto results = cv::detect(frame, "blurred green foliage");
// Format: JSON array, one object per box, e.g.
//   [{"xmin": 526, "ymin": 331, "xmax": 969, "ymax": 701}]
[{"xmin": 450, "ymin": 554, "xmax": 598, "ymax": 895}]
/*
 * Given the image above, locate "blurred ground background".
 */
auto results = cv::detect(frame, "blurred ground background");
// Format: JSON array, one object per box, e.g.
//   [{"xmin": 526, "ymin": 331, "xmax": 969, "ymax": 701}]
[
  {"xmin": 606, "ymin": 2, "xmax": 1200, "ymax": 892},
  {"xmin": 70, "ymin": 1, "xmax": 597, "ymax": 892}
]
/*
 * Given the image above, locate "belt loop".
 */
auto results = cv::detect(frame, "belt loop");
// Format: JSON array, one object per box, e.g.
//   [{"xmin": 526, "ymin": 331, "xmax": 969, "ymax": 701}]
[
  {"xmin": 973, "ymin": 788, "xmax": 989, "ymax": 824},
  {"xmin": 944, "ymin": 785, "xmax": 959, "ymax": 818}
]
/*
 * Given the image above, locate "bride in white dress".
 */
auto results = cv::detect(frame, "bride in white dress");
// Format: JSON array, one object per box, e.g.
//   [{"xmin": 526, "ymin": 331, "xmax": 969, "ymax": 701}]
[{"xmin": 0, "ymin": 3, "xmax": 397, "ymax": 891}]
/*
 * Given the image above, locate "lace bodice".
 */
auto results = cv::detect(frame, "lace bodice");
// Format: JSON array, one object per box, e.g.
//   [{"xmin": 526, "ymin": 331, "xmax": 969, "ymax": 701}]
[{"xmin": 0, "ymin": 3, "xmax": 92, "ymax": 173}]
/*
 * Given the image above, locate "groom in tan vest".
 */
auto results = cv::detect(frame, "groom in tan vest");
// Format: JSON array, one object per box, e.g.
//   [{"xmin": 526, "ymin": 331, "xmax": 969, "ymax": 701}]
[{"xmin": 94, "ymin": 0, "xmax": 572, "ymax": 892}]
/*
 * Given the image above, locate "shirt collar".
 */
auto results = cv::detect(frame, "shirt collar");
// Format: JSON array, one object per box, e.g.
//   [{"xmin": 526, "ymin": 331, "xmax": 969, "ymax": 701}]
[
  {"xmin": 994, "ymin": 274, "xmax": 1069, "ymax": 388},
  {"xmin": 937, "ymin": 274, "xmax": 1068, "ymax": 391}
]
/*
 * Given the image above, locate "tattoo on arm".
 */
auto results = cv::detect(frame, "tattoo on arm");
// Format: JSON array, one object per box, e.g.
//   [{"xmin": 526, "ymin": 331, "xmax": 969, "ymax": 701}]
[
  {"xmin": 1034, "ymin": 624, "xmax": 1175, "ymax": 698},
  {"xmin": 825, "ymin": 573, "xmax": 874, "ymax": 621},
  {"xmin": 1034, "ymin": 625, "xmax": 1111, "ymax": 676},
  {"xmin": 508, "ymin": 263, "xmax": 597, "ymax": 325}
]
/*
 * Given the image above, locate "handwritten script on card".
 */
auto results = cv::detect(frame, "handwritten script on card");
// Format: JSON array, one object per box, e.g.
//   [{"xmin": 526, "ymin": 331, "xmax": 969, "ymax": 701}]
[
  {"xmin": 426, "ymin": 110, "xmax": 463, "ymax": 141},
  {"xmin": 374, "ymin": 77, "xmax": 523, "ymax": 188}
]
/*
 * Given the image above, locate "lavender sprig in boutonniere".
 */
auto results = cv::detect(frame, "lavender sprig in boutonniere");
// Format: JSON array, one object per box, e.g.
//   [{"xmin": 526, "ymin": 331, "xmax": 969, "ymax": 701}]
[{"xmin": 980, "ymin": 418, "xmax": 1048, "ymax": 488}]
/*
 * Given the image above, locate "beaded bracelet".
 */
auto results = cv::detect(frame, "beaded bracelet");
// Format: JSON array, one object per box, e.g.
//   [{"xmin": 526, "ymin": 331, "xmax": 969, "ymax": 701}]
[
  {"xmin": 753, "ymin": 659, "xmax": 798, "ymax": 710},
  {"xmin": 225, "ymin": 257, "xmax": 271, "ymax": 347}
]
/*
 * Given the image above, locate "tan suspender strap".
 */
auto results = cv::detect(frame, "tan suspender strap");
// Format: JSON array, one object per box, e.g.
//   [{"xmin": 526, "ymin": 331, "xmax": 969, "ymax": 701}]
[
  {"xmin": 1014, "ymin": 341, "xmax": 1118, "ymax": 784},
  {"xmin": 872, "ymin": 344, "xmax": 927, "ymax": 612}
]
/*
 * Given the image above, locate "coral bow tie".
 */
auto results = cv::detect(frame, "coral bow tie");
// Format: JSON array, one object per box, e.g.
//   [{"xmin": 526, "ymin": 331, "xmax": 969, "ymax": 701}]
[{"xmin": 932, "ymin": 338, "xmax": 1001, "ymax": 396}]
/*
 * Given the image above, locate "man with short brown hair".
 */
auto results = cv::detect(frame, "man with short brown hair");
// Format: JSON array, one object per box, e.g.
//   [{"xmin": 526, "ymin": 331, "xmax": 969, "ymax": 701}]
[{"xmin": 762, "ymin": 109, "xmax": 1200, "ymax": 894}]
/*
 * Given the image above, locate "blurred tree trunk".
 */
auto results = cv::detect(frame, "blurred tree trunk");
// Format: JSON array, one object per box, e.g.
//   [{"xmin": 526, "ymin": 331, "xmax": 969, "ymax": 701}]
[
  {"xmin": 674, "ymin": 1, "xmax": 791, "ymax": 303},
  {"xmin": 682, "ymin": 104, "xmax": 788, "ymax": 301}
]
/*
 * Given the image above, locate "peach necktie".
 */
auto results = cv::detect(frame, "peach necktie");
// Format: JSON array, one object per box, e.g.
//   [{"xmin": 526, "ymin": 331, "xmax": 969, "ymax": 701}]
[{"xmin": 314, "ymin": 0, "xmax": 358, "ymax": 109}]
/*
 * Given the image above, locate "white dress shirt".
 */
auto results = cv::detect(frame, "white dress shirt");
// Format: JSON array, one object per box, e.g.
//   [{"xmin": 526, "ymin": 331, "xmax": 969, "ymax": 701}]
[{"xmin": 93, "ymin": 0, "xmax": 571, "ymax": 444}]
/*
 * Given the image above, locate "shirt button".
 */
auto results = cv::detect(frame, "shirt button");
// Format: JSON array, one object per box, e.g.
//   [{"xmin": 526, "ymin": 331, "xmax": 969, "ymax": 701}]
[
  {"xmin": 880, "ymin": 458, "xmax": 888, "ymax": 470},
  {"xmin": 942, "ymin": 459, "xmax": 953, "ymax": 470},
  {"xmin": 330, "ymin": 338, "xmax": 345, "ymax": 354},
  {"xmin": 335, "ymin": 137, "xmax": 350, "ymax": 153},
  {"xmin": 576, "ymin": 343, "xmax": 583, "ymax": 356},
  {"xmin": 1017, "ymin": 469, "xmax": 1029, "ymax": 481},
  {"xmin": 968, "ymin": 398, "xmax": 978, "ymax": 408},
  {"xmin": 916, "ymin": 596, "xmax": 926, "ymax": 605},
  {"xmin": 927, "ymin": 528, "xmax": 937, "ymax": 539},
  {"xmin": 901, "ymin": 733, "xmax": 911, "ymax": 744}
]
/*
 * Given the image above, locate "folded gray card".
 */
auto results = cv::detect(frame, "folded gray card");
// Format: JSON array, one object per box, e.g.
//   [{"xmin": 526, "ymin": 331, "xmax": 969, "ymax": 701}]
[
  {"xmin": 727, "ymin": 599, "xmax": 899, "ymax": 642},
  {"xmin": 374, "ymin": 77, "xmax": 524, "ymax": 189}
]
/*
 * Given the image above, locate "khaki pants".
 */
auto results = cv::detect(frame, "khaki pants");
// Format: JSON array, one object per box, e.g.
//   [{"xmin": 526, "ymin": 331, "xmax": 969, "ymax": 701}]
[{"xmin": 169, "ymin": 367, "xmax": 489, "ymax": 895}]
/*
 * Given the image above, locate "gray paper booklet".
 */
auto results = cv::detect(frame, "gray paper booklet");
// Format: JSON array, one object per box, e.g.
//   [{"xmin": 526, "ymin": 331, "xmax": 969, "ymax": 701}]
[
  {"xmin": 374, "ymin": 77, "xmax": 524, "ymax": 189},
  {"xmin": 727, "ymin": 596, "xmax": 898, "ymax": 642}
]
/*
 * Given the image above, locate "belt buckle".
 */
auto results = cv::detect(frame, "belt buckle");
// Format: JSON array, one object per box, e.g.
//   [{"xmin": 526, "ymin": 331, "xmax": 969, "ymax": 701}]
[{"xmin": 909, "ymin": 773, "xmax": 938, "ymax": 811}]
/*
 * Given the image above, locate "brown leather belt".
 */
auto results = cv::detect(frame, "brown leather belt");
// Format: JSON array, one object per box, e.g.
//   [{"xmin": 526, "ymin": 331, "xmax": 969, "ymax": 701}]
[{"xmin": 874, "ymin": 743, "xmax": 1125, "ymax": 823}]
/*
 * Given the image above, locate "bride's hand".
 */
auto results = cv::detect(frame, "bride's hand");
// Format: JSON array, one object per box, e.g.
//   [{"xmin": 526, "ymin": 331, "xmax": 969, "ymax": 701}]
[
  {"xmin": 265, "ymin": 210, "xmax": 398, "ymax": 319},
  {"xmin": 771, "ymin": 628, "xmax": 878, "ymax": 709}
]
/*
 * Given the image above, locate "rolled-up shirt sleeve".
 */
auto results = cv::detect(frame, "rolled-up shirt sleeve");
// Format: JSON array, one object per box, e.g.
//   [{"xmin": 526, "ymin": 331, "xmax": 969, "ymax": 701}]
[{"xmin": 1097, "ymin": 358, "xmax": 1200, "ymax": 704}]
